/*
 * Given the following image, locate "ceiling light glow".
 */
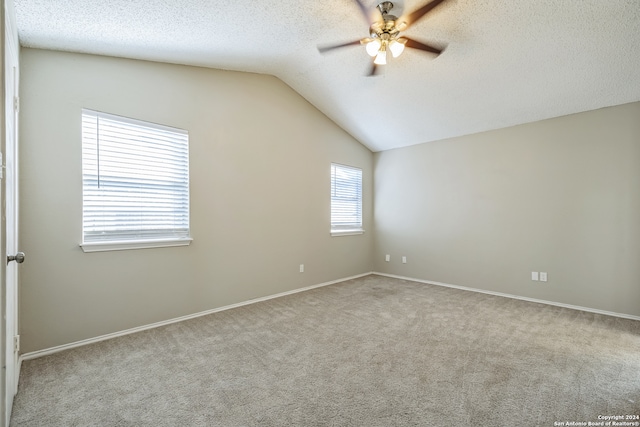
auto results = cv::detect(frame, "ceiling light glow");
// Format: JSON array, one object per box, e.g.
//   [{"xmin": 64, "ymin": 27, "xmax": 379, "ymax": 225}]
[
  {"xmin": 374, "ymin": 49, "xmax": 387, "ymax": 65},
  {"xmin": 389, "ymin": 39, "xmax": 406, "ymax": 58},
  {"xmin": 366, "ymin": 39, "xmax": 382, "ymax": 57}
]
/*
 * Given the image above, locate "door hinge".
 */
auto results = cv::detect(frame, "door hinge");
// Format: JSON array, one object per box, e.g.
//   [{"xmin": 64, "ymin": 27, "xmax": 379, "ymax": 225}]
[
  {"xmin": 13, "ymin": 96, "xmax": 19, "ymax": 113},
  {"xmin": 14, "ymin": 335, "xmax": 20, "ymax": 353}
]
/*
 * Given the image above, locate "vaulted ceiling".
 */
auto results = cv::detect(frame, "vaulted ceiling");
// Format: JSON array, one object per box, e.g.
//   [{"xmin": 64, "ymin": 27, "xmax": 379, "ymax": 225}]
[{"xmin": 14, "ymin": 0, "xmax": 640, "ymax": 151}]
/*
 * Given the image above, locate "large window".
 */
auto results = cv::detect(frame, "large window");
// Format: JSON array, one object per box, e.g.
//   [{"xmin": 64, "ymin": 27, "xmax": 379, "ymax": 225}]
[
  {"xmin": 330, "ymin": 163, "xmax": 363, "ymax": 236},
  {"xmin": 81, "ymin": 109, "xmax": 191, "ymax": 252}
]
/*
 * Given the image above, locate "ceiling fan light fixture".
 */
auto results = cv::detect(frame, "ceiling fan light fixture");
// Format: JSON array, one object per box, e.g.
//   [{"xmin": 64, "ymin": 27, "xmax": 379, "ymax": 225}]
[
  {"xmin": 317, "ymin": 0, "xmax": 449, "ymax": 75},
  {"xmin": 374, "ymin": 49, "xmax": 387, "ymax": 65},
  {"xmin": 389, "ymin": 39, "xmax": 406, "ymax": 58},
  {"xmin": 365, "ymin": 39, "xmax": 382, "ymax": 57}
]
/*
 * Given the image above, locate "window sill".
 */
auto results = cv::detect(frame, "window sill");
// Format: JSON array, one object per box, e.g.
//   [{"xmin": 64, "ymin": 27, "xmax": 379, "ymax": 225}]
[
  {"xmin": 80, "ymin": 238, "xmax": 193, "ymax": 253},
  {"xmin": 331, "ymin": 229, "xmax": 365, "ymax": 237}
]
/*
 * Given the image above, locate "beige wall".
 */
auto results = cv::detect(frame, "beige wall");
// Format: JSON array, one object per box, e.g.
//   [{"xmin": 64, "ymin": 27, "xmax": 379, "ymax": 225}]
[
  {"xmin": 374, "ymin": 101, "xmax": 640, "ymax": 317},
  {"xmin": 19, "ymin": 48, "xmax": 373, "ymax": 353},
  {"xmin": 19, "ymin": 47, "xmax": 640, "ymax": 354}
]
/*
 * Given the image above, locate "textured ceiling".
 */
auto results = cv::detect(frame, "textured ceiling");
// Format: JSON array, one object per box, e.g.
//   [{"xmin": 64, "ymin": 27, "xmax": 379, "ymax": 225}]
[{"xmin": 14, "ymin": 0, "xmax": 640, "ymax": 152}]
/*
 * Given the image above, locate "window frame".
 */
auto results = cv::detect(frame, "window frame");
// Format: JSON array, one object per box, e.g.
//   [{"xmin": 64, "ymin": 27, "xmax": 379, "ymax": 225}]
[
  {"xmin": 330, "ymin": 163, "xmax": 364, "ymax": 237},
  {"xmin": 79, "ymin": 109, "xmax": 192, "ymax": 253}
]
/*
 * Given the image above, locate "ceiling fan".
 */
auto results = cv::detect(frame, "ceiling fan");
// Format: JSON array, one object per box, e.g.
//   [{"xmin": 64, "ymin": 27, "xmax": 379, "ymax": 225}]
[{"xmin": 318, "ymin": 0, "xmax": 449, "ymax": 76}]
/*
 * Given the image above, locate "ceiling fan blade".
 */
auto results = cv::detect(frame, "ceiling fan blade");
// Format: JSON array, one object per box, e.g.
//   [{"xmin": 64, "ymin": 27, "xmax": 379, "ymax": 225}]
[
  {"xmin": 401, "ymin": 37, "xmax": 444, "ymax": 56},
  {"xmin": 354, "ymin": 0, "xmax": 381, "ymax": 26},
  {"xmin": 317, "ymin": 40, "xmax": 363, "ymax": 54},
  {"xmin": 354, "ymin": 0, "xmax": 370, "ymax": 22},
  {"xmin": 366, "ymin": 62, "xmax": 381, "ymax": 77},
  {"xmin": 400, "ymin": 0, "xmax": 448, "ymax": 29}
]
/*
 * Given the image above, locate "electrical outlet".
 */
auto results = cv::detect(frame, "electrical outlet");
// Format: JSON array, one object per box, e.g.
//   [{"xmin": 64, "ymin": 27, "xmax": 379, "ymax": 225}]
[
  {"xmin": 540, "ymin": 272, "xmax": 547, "ymax": 282},
  {"xmin": 299, "ymin": 264, "xmax": 304, "ymax": 273},
  {"xmin": 402, "ymin": 256, "xmax": 407, "ymax": 264},
  {"xmin": 531, "ymin": 272, "xmax": 539, "ymax": 281},
  {"xmin": 385, "ymin": 254, "xmax": 390, "ymax": 262}
]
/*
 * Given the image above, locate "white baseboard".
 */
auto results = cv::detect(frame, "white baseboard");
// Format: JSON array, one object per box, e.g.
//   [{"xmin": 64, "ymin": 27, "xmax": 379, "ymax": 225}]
[
  {"xmin": 20, "ymin": 272, "xmax": 373, "ymax": 362},
  {"xmin": 22, "ymin": 270, "xmax": 637, "ymax": 364},
  {"xmin": 373, "ymin": 272, "xmax": 640, "ymax": 322}
]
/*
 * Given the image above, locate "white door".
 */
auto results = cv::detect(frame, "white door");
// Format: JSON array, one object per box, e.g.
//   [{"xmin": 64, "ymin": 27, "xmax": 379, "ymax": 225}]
[{"xmin": 3, "ymin": 0, "xmax": 21, "ymax": 424}]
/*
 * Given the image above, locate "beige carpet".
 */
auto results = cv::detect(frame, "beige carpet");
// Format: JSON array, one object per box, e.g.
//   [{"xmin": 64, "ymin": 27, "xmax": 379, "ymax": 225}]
[{"xmin": 10, "ymin": 274, "xmax": 640, "ymax": 426}]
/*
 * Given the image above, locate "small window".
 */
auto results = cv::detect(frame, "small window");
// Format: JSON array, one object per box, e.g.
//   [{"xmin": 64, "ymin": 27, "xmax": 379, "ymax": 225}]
[
  {"xmin": 330, "ymin": 163, "xmax": 363, "ymax": 236},
  {"xmin": 81, "ymin": 109, "xmax": 191, "ymax": 252}
]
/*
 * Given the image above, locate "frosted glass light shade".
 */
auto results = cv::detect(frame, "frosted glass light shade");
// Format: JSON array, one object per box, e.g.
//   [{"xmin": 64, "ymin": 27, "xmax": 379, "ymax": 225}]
[
  {"xmin": 365, "ymin": 39, "xmax": 382, "ymax": 57},
  {"xmin": 374, "ymin": 50, "xmax": 387, "ymax": 65},
  {"xmin": 389, "ymin": 39, "xmax": 406, "ymax": 58}
]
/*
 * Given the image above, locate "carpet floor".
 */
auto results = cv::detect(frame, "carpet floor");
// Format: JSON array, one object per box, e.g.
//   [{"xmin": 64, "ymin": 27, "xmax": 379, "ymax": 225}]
[{"xmin": 10, "ymin": 274, "xmax": 640, "ymax": 426}]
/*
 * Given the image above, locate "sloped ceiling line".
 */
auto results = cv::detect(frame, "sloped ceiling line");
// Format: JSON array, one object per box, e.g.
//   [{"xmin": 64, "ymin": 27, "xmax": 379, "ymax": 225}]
[{"xmin": 15, "ymin": 0, "xmax": 640, "ymax": 151}]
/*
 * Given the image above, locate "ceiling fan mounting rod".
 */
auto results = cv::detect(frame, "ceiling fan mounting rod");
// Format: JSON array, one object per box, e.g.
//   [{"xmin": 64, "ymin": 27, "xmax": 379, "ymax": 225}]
[
  {"xmin": 370, "ymin": 2, "xmax": 400, "ymax": 39},
  {"xmin": 377, "ymin": 1, "xmax": 395, "ymax": 15}
]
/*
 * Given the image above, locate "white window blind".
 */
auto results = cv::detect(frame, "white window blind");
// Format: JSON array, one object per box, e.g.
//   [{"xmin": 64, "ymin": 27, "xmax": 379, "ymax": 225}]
[
  {"xmin": 81, "ymin": 109, "xmax": 190, "ymax": 247},
  {"xmin": 331, "ymin": 163, "xmax": 363, "ymax": 234}
]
